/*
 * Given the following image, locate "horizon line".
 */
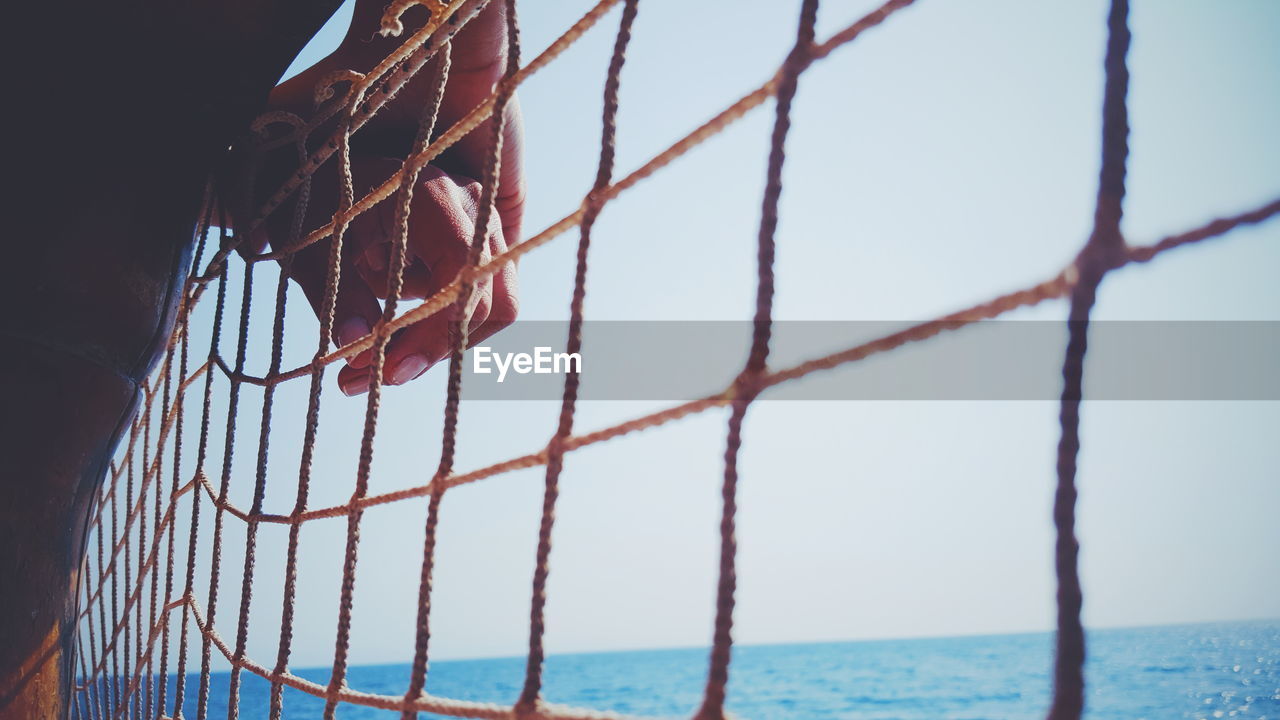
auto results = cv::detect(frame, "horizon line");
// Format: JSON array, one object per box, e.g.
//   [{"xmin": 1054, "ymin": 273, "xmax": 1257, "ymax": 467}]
[{"xmin": 197, "ymin": 615, "xmax": 1279, "ymax": 675}]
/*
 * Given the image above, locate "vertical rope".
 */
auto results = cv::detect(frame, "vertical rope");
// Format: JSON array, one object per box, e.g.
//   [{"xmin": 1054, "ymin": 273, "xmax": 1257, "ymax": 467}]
[
  {"xmin": 226, "ymin": 257, "xmax": 293, "ymax": 720},
  {"xmin": 143, "ymin": 346, "xmax": 175, "ymax": 719},
  {"xmin": 389, "ymin": 3, "xmax": 522, "ymax": 715},
  {"xmin": 267, "ymin": 121, "xmax": 323, "ymax": 720},
  {"xmin": 362, "ymin": 44, "xmax": 458, "ymax": 720},
  {"xmin": 401, "ymin": 2, "xmax": 521, "ymax": 710},
  {"xmin": 135, "ymin": 403, "xmax": 152, "ymax": 720},
  {"xmin": 434, "ymin": 0, "xmax": 522, "ymax": 491},
  {"xmin": 320, "ymin": 89, "xmax": 379, "ymax": 719},
  {"xmin": 89, "ymin": 454, "xmax": 118, "ymax": 720},
  {"xmin": 77, "ymin": 614, "xmax": 96, "ymax": 720},
  {"xmin": 515, "ymin": 0, "xmax": 637, "ymax": 712},
  {"xmin": 72, "ymin": 652, "xmax": 86, "ymax": 720},
  {"xmin": 1046, "ymin": 2, "xmax": 1129, "ymax": 720},
  {"xmin": 118, "ymin": 417, "xmax": 139, "ymax": 719},
  {"xmin": 324, "ymin": 25, "xmax": 460, "ymax": 717},
  {"xmin": 99, "ymin": 466, "xmax": 118, "ymax": 712},
  {"xmin": 156, "ymin": 208, "xmax": 205, "ymax": 717},
  {"xmin": 1090, "ymin": 0, "xmax": 1131, "ymax": 252},
  {"xmin": 80, "ymin": 568, "xmax": 104, "ymax": 720},
  {"xmin": 694, "ymin": 3, "xmax": 818, "ymax": 719},
  {"xmin": 388, "ymin": 5, "xmax": 522, "ymax": 715},
  {"xmin": 156, "ymin": 318, "xmax": 189, "ymax": 718},
  {"xmin": 125, "ymin": 392, "xmax": 152, "ymax": 718},
  {"xmin": 197, "ymin": 250, "xmax": 256, "ymax": 720},
  {"xmin": 175, "ymin": 220, "xmax": 228, "ymax": 719},
  {"xmin": 400, "ymin": 489, "xmax": 442, "ymax": 720},
  {"xmin": 84, "ymin": 549, "xmax": 105, "ymax": 720},
  {"xmin": 227, "ymin": 126, "xmax": 304, "ymax": 718}
]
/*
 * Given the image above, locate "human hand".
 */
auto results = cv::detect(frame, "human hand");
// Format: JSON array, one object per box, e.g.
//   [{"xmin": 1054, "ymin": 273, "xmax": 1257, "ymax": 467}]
[{"xmin": 246, "ymin": 0, "xmax": 524, "ymax": 395}]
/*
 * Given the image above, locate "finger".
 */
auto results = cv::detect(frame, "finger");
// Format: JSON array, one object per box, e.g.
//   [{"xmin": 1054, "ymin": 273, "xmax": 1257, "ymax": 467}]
[
  {"xmin": 395, "ymin": 276, "xmax": 493, "ymax": 385},
  {"xmin": 338, "ymin": 174, "xmax": 499, "ymax": 395},
  {"xmin": 347, "ymin": 165, "xmax": 475, "ymax": 376},
  {"xmin": 336, "ymin": 284, "xmax": 492, "ymax": 396},
  {"xmin": 334, "ymin": 221, "xmax": 393, "ymax": 355},
  {"xmin": 383, "ymin": 183, "xmax": 497, "ymax": 386},
  {"xmin": 289, "ymin": 238, "xmax": 384, "ymax": 355},
  {"xmin": 464, "ymin": 227, "xmax": 520, "ymax": 349},
  {"xmin": 356, "ymin": 232, "xmax": 515, "ymax": 397},
  {"xmin": 284, "ymin": 156, "xmax": 397, "ymax": 362},
  {"xmin": 352, "ymin": 165, "xmax": 452, "ymax": 299}
]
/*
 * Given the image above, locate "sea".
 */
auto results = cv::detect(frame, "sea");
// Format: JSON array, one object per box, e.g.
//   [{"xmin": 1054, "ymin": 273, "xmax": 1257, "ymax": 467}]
[{"xmin": 97, "ymin": 620, "xmax": 1279, "ymax": 719}]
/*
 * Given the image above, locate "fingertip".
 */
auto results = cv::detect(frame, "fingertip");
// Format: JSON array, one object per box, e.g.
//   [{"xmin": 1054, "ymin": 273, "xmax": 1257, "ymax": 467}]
[
  {"xmin": 338, "ymin": 366, "xmax": 371, "ymax": 396},
  {"xmin": 335, "ymin": 316, "xmax": 372, "ymax": 348}
]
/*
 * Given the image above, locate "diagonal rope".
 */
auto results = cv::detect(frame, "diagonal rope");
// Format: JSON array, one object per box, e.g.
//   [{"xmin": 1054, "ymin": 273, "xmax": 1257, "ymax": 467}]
[
  {"xmin": 250, "ymin": 0, "xmax": 919, "ymax": 390},
  {"xmin": 71, "ymin": 194, "xmax": 1279, "ymax": 719},
  {"xmin": 248, "ymin": 0, "xmax": 622, "ymax": 266},
  {"xmin": 247, "ymin": 0, "xmax": 485, "ymax": 233},
  {"xmin": 90, "ymin": 197, "xmax": 1280, "ymax": 538}
]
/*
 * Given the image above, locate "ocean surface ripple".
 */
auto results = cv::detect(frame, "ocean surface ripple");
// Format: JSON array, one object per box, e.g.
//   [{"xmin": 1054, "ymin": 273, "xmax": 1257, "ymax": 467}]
[{"xmin": 120, "ymin": 620, "xmax": 1278, "ymax": 719}]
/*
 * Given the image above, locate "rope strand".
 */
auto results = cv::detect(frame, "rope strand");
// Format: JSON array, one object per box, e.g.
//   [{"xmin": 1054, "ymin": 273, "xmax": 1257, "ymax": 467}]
[
  {"xmin": 517, "ymin": 0, "xmax": 637, "ymax": 712},
  {"xmin": 1046, "ymin": 1, "xmax": 1130, "ymax": 718}
]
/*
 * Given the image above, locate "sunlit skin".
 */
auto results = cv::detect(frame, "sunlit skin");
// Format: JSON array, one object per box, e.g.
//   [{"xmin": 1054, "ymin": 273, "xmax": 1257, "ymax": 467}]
[{"xmin": 248, "ymin": 0, "xmax": 525, "ymax": 394}]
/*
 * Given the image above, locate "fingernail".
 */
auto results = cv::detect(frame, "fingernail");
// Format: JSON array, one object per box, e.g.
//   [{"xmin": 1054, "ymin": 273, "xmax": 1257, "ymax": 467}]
[
  {"xmin": 339, "ymin": 369, "xmax": 371, "ymax": 396},
  {"xmin": 389, "ymin": 353, "xmax": 431, "ymax": 385},
  {"xmin": 335, "ymin": 317, "xmax": 371, "ymax": 348}
]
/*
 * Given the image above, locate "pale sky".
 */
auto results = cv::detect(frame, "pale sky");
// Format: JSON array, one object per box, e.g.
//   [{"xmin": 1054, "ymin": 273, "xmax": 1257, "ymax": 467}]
[{"xmin": 168, "ymin": 0, "xmax": 1280, "ymax": 671}]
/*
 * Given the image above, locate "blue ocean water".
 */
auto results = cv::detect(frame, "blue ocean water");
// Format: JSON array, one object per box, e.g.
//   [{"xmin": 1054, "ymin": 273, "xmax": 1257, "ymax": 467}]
[{"xmin": 106, "ymin": 620, "xmax": 1278, "ymax": 719}]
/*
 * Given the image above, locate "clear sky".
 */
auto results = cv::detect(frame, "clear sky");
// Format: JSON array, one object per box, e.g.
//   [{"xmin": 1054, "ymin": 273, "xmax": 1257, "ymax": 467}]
[{"xmin": 177, "ymin": 0, "xmax": 1280, "ymax": 670}]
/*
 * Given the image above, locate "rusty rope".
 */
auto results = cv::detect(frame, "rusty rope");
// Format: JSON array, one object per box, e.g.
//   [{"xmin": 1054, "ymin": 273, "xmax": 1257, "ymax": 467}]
[{"xmin": 1046, "ymin": 1, "xmax": 1130, "ymax": 718}]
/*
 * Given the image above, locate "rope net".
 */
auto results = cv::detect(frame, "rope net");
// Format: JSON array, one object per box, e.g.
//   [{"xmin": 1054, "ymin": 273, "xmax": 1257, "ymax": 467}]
[{"xmin": 69, "ymin": 1, "xmax": 1280, "ymax": 719}]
